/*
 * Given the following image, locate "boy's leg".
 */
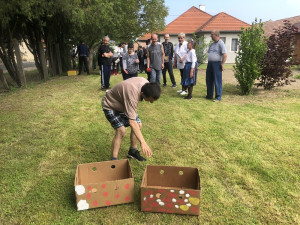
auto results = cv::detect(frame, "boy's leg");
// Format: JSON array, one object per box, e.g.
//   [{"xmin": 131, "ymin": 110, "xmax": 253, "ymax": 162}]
[
  {"xmin": 130, "ymin": 123, "xmax": 142, "ymax": 149},
  {"xmin": 111, "ymin": 126, "xmax": 126, "ymax": 159}
]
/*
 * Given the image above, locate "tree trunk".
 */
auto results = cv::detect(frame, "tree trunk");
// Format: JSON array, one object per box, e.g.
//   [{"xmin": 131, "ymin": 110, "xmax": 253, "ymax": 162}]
[
  {"xmin": 0, "ymin": 41, "xmax": 21, "ymax": 87},
  {"xmin": 7, "ymin": 40, "xmax": 22, "ymax": 86},
  {"xmin": 13, "ymin": 39, "xmax": 27, "ymax": 87},
  {"xmin": 0, "ymin": 68, "xmax": 9, "ymax": 90},
  {"xmin": 55, "ymin": 43, "xmax": 63, "ymax": 75},
  {"xmin": 24, "ymin": 24, "xmax": 43, "ymax": 79},
  {"xmin": 38, "ymin": 40, "xmax": 48, "ymax": 80},
  {"xmin": 48, "ymin": 43, "xmax": 57, "ymax": 76}
]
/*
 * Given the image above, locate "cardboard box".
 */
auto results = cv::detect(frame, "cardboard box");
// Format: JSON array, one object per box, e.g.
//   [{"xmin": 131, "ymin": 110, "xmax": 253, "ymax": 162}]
[
  {"xmin": 141, "ymin": 165, "xmax": 201, "ymax": 215},
  {"xmin": 67, "ymin": 70, "xmax": 78, "ymax": 76},
  {"xmin": 74, "ymin": 159, "xmax": 134, "ymax": 211}
]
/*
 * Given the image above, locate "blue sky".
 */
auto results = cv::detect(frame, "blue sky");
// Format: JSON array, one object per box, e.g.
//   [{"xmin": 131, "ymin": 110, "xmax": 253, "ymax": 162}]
[{"xmin": 164, "ymin": 0, "xmax": 300, "ymax": 24}]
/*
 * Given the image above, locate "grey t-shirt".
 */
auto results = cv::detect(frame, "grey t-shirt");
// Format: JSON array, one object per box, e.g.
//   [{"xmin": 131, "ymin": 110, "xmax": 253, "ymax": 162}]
[
  {"xmin": 207, "ymin": 39, "xmax": 226, "ymax": 62},
  {"xmin": 148, "ymin": 43, "xmax": 163, "ymax": 70},
  {"xmin": 123, "ymin": 53, "xmax": 138, "ymax": 74}
]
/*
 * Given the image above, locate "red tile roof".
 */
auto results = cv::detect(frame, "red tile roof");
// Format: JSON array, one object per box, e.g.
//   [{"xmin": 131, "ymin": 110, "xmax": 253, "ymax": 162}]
[
  {"xmin": 138, "ymin": 6, "xmax": 250, "ymax": 40},
  {"xmin": 263, "ymin": 15, "xmax": 300, "ymax": 36},
  {"xmin": 162, "ymin": 6, "xmax": 212, "ymax": 34},
  {"xmin": 138, "ymin": 33, "xmax": 152, "ymax": 41},
  {"xmin": 197, "ymin": 12, "xmax": 250, "ymax": 32}
]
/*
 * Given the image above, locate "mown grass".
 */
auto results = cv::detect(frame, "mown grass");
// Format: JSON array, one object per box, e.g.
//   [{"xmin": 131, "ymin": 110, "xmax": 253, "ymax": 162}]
[{"xmin": 0, "ymin": 69, "xmax": 299, "ymax": 224}]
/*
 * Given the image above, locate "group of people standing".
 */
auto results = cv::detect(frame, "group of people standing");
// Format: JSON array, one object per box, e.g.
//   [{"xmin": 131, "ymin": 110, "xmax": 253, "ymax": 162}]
[
  {"xmin": 146, "ymin": 33, "xmax": 198, "ymax": 99},
  {"xmin": 76, "ymin": 29, "xmax": 227, "ymax": 101},
  {"xmin": 101, "ymin": 29, "xmax": 227, "ymax": 162}
]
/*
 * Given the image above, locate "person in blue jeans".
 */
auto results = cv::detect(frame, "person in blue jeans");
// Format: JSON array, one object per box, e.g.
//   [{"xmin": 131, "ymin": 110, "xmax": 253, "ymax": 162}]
[
  {"xmin": 146, "ymin": 34, "xmax": 165, "ymax": 84},
  {"xmin": 206, "ymin": 30, "xmax": 227, "ymax": 102}
]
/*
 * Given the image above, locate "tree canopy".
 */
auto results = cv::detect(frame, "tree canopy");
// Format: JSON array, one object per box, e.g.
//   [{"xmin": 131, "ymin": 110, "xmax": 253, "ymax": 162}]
[{"xmin": 0, "ymin": 0, "xmax": 168, "ymax": 89}]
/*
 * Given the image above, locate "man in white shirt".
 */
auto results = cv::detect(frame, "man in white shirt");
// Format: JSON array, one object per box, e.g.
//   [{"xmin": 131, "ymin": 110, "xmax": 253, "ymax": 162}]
[{"xmin": 173, "ymin": 32, "xmax": 188, "ymax": 95}]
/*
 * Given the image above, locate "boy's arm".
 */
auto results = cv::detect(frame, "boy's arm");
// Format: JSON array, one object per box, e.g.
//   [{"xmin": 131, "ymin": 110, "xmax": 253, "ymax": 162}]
[{"xmin": 129, "ymin": 120, "xmax": 152, "ymax": 157}]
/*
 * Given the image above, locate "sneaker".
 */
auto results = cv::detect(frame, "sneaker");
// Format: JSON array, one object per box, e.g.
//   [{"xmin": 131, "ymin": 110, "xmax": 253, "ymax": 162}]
[
  {"xmin": 127, "ymin": 148, "xmax": 146, "ymax": 161},
  {"xmin": 177, "ymin": 90, "xmax": 183, "ymax": 93},
  {"xmin": 172, "ymin": 84, "xmax": 177, "ymax": 88},
  {"xmin": 106, "ymin": 89, "xmax": 110, "ymax": 93},
  {"xmin": 184, "ymin": 96, "xmax": 192, "ymax": 100},
  {"xmin": 163, "ymin": 84, "xmax": 167, "ymax": 87},
  {"xmin": 180, "ymin": 91, "xmax": 188, "ymax": 95},
  {"xmin": 213, "ymin": 99, "xmax": 221, "ymax": 102}
]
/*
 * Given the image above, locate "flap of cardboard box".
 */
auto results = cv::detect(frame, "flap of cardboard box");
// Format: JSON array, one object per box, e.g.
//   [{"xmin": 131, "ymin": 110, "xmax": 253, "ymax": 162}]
[
  {"xmin": 75, "ymin": 159, "xmax": 133, "ymax": 185},
  {"xmin": 141, "ymin": 165, "xmax": 200, "ymax": 190}
]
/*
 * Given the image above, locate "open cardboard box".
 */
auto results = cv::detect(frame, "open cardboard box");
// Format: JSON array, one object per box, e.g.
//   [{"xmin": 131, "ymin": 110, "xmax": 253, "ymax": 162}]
[
  {"xmin": 141, "ymin": 165, "xmax": 201, "ymax": 215},
  {"xmin": 74, "ymin": 159, "xmax": 134, "ymax": 211}
]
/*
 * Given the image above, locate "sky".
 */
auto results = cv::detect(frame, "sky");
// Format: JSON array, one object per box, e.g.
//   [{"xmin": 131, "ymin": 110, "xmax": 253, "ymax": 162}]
[{"xmin": 164, "ymin": 0, "xmax": 300, "ymax": 25}]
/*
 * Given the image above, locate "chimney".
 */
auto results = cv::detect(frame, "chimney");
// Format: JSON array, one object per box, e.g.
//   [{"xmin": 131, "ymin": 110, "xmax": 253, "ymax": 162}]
[{"xmin": 199, "ymin": 5, "xmax": 206, "ymax": 11}]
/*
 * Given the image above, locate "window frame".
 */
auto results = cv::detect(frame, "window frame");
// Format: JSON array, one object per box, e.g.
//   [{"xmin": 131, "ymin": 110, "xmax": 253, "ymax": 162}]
[{"xmin": 231, "ymin": 38, "xmax": 238, "ymax": 52}]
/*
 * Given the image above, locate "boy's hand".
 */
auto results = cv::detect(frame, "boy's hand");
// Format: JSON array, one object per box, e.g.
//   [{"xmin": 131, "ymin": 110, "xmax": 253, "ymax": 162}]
[{"xmin": 141, "ymin": 142, "xmax": 152, "ymax": 157}]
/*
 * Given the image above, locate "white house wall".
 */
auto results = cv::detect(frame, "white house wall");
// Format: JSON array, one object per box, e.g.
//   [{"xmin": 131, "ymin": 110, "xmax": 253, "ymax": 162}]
[
  {"xmin": 203, "ymin": 32, "xmax": 240, "ymax": 64},
  {"xmin": 158, "ymin": 34, "xmax": 193, "ymax": 48},
  {"xmin": 158, "ymin": 33, "xmax": 240, "ymax": 64}
]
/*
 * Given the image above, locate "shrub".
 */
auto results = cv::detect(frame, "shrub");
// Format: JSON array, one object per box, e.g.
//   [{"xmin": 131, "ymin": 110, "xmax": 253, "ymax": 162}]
[
  {"xmin": 257, "ymin": 20, "xmax": 299, "ymax": 89},
  {"xmin": 234, "ymin": 19, "xmax": 267, "ymax": 95},
  {"xmin": 193, "ymin": 33, "xmax": 210, "ymax": 66}
]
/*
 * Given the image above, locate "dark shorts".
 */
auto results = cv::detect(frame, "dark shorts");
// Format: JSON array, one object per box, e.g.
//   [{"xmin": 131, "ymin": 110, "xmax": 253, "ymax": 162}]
[{"xmin": 103, "ymin": 109, "xmax": 141, "ymax": 129}]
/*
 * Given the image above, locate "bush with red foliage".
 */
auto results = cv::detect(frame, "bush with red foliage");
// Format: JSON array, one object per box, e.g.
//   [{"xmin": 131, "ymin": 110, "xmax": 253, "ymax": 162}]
[{"xmin": 258, "ymin": 20, "xmax": 299, "ymax": 89}]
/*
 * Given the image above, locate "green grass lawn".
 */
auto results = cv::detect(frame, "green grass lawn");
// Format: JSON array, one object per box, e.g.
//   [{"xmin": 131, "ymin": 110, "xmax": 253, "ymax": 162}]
[{"xmin": 0, "ymin": 69, "xmax": 299, "ymax": 224}]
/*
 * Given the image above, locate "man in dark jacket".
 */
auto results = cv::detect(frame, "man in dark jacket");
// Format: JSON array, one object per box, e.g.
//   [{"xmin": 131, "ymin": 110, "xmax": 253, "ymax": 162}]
[
  {"xmin": 162, "ymin": 34, "xmax": 176, "ymax": 87},
  {"xmin": 98, "ymin": 36, "xmax": 113, "ymax": 89},
  {"xmin": 76, "ymin": 40, "xmax": 90, "ymax": 75}
]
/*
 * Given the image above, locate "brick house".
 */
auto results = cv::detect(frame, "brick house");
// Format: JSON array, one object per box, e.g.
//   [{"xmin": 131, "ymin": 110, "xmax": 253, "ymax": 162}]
[
  {"xmin": 138, "ymin": 5, "xmax": 251, "ymax": 63},
  {"xmin": 263, "ymin": 15, "xmax": 300, "ymax": 62}
]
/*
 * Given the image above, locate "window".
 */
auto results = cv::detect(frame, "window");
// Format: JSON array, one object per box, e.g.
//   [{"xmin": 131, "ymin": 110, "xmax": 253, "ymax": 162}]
[
  {"xmin": 231, "ymin": 38, "xmax": 238, "ymax": 51},
  {"xmin": 220, "ymin": 37, "xmax": 226, "ymax": 44}
]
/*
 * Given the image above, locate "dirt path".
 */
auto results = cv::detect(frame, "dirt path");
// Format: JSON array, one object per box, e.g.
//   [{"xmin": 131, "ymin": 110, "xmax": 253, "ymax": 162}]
[{"xmin": 222, "ymin": 69, "xmax": 300, "ymax": 90}]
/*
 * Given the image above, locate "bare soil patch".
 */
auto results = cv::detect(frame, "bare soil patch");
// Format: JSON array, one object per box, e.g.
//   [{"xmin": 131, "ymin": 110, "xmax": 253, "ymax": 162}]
[{"xmin": 223, "ymin": 68, "xmax": 300, "ymax": 90}]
